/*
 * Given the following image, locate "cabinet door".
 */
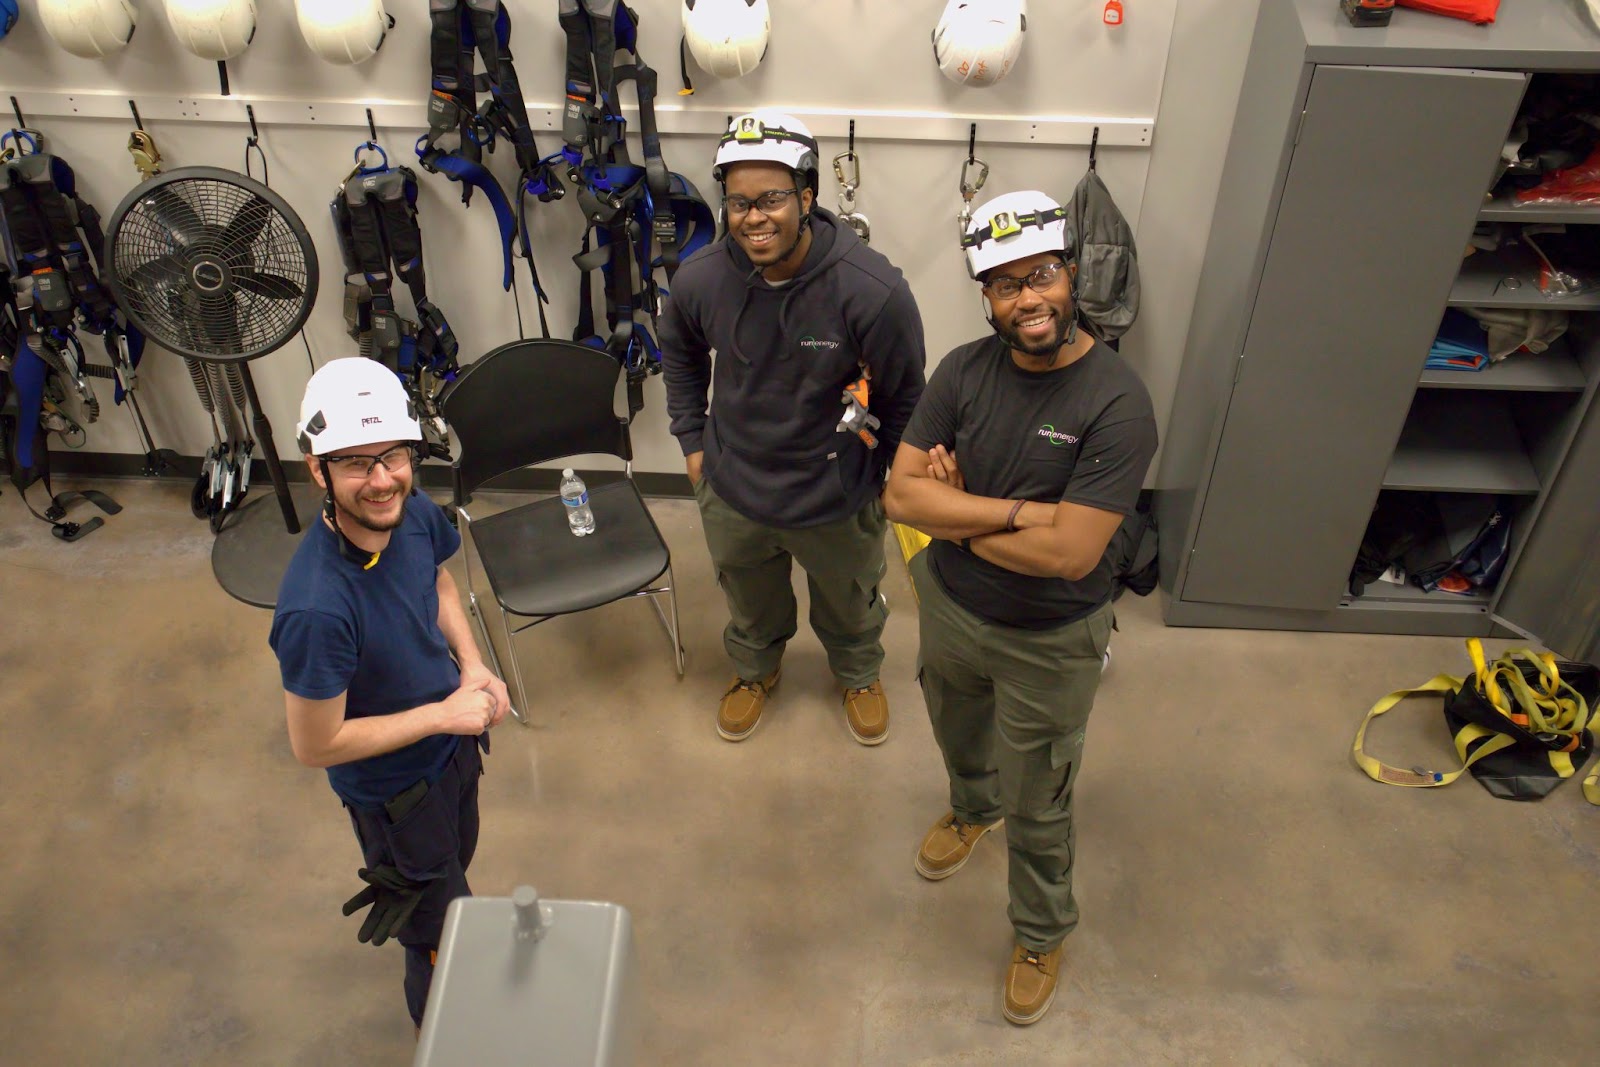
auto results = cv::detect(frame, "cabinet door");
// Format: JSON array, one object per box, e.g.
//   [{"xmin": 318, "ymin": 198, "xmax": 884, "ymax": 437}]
[
  {"xmin": 1495, "ymin": 390, "xmax": 1600, "ymax": 666},
  {"xmin": 1180, "ymin": 65, "xmax": 1528, "ymax": 610}
]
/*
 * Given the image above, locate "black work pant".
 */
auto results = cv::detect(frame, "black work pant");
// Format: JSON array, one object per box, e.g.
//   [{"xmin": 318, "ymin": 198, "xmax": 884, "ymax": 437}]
[{"xmin": 346, "ymin": 736, "xmax": 484, "ymax": 1026}]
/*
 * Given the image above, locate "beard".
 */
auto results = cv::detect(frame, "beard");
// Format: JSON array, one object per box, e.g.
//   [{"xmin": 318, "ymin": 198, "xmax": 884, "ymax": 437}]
[
  {"xmin": 993, "ymin": 307, "xmax": 1072, "ymax": 360},
  {"xmin": 334, "ymin": 485, "xmax": 409, "ymax": 533}
]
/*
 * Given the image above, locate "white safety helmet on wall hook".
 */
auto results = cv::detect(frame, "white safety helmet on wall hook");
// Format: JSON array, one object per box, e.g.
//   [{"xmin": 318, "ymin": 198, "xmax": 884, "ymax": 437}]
[
  {"xmin": 682, "ymin": 0, "xmax": 770, "ymax": 79},
  {"xmin": 296, "ymin": 358, "xmax": 422, "ymax": 457},
  {"xmin": 38, "ymin": 0, "xmax": 139, "ymax": 59},
  {"xmin": 296, "ymin": 0, "xmax": 392, "ymax": 66},
  {"xmin": 933, "ymin": 0, "xmax": 1027, "ymax": 89},
  {"xmin": 712, "ymin": 110, "xmax": 819, "ymax": 192},
  {"xmin": 961, "ymin": 189, "xmax": 1071, "ymax": 280},
  {"xmin": 165, "ymin": 0, "xmax": 255, "ymax": 62}
]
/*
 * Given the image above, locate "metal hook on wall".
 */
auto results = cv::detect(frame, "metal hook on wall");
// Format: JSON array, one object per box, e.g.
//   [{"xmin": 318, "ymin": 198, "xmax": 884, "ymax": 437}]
[{"xmin": 1089, "ymin": 126, "xmax": 1100, "ymax": 171}]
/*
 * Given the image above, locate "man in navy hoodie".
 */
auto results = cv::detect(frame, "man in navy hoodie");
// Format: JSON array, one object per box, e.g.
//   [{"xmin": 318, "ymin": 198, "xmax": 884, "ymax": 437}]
[{"xmin": 662, "ymin": 111, "xmax": 926, "ymax": 746}]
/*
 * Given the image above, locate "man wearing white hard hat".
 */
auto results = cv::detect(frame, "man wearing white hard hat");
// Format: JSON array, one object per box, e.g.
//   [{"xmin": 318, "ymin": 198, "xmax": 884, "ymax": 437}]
[
  {"xmin": 269, "ymin": 358, "xmax": 510, "ymax": 1032},
  {"xmin": 885, "ymin": 191, "xmax": 1156, "ymax": 1025},
  {"xmin": 661, "ymin": 111, "xmax": 926, "ymax": 746}
]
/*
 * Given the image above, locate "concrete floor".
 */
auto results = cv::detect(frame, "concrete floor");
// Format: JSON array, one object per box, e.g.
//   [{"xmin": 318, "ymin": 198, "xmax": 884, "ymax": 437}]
[{"xmin": 2, "ymin": 476, "xmax": 1597, "ymax": 1066}]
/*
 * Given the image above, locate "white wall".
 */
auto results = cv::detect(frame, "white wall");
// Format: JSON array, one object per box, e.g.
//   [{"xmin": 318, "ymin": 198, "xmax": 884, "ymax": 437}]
[{"xmin": 2, "ymin": 0, "xmax": 1201, "ymax": 478}]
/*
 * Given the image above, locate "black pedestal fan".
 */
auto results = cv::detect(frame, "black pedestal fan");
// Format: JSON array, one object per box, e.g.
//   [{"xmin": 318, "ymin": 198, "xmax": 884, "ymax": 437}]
[{"xmin": 104, "ymin": 166, "xmax": 321, "ymax": 607}]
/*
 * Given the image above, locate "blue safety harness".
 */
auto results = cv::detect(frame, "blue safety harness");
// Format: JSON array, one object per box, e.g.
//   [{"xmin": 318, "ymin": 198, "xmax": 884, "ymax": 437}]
[{"xmin": 558, "ymin": 0, "xmax": 715, "ymax": 413}]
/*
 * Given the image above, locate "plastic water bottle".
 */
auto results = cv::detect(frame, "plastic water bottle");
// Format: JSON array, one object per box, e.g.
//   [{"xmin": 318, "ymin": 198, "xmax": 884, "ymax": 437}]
[{"xmin": 560, "ymin": 468, "xmax": 595, "ymax": 536}]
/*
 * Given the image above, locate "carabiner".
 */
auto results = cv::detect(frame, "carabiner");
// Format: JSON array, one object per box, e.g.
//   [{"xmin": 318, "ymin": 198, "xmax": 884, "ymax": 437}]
[
  {"xmin": 960, "ymin": 156, "xmax": 990, "ymax": 201},
  {"xmin": 832, "ymin": 150, "xmax": 861, "ymax": 193}
]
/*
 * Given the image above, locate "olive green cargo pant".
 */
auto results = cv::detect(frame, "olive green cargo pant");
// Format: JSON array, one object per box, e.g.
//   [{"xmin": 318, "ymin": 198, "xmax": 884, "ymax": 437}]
[
  {"xmin": 694, "ymin": 478, "xmax": 888, "ymax": 689},
  {"xmin": 910, "ymin": 548, "xmax": 1113, "ymax": 952}
]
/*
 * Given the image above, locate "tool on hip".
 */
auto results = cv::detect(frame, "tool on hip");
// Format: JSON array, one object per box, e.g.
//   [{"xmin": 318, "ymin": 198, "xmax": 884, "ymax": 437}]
[
  {"xmin": 1340, "ymin": 0, "xmax": 1395, "ymax": 26},
  {"xmin": 837, "ymin": 360, "xmax": 880, "ymax": 449},
  {"xmin": 958, "ymin": 123, "xmax": 989, "ymax": 240},
  {"xmin": 834, "ymin": 120, "xmax": 870, "ymax": 243}
]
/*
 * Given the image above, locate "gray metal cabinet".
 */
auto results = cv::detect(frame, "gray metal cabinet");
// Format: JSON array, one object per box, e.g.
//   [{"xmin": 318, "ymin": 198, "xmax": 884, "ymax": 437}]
[{"xmin": 1155, "ymin": 0, "xmax": 1600, "ymax": 663}]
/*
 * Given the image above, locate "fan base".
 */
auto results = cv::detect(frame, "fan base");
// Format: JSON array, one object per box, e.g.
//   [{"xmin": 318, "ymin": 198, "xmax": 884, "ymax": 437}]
[{"xmin": 211, "ymin": 483, "xmax": 324, "ymax": 609}]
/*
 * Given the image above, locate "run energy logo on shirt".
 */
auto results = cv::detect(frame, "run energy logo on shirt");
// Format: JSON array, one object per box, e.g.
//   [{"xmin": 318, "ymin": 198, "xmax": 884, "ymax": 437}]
[
  {"xmin": 799, "ymin": 336, "xmax": 841, "ymax": 351},
  {"xmin": 1038, "ymin": 424, "xmax": 1079, "ymax": 447}
]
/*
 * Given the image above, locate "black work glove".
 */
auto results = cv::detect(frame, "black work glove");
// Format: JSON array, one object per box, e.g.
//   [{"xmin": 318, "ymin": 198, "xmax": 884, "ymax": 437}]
[{"xmin": 341, "ymin": 865, "xmax": 428, "ymax": 947}]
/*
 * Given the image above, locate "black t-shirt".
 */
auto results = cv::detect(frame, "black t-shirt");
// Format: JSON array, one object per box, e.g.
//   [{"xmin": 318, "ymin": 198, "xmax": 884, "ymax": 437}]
[{"xmin": 902, "ymin": 336, "xmax": 1158, "ymax": 629}]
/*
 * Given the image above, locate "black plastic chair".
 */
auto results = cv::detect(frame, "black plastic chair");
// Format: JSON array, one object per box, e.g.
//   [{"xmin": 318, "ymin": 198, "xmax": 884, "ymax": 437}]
[{"xmin": 441, "ymin": 339, "xmax": 684, "ymax": 721}]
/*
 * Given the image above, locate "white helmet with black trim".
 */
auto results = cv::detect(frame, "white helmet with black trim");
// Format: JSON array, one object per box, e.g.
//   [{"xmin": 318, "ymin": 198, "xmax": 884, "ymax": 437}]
[
  {"xmin": 933, "ymin": 0, "xmax": 1027, "ymax": 89},
  {"xmin": 712, "ymin": 110, "xmax": 819, "ymax": 192},
  {"xmin": 38, "ymin": 0, "xmax": 139, "ymax": 58},
  {"xmin": 961, "ymin": 189, "xmax": 1070, "ymax": 280},
  {"xmin": 296, "ymin": 0, "xmax": 390, "ymax": 66},
  {"xmin": 682, "ymin": 0, "xmax": 770, "ymax": 79},
  {"xmin": 296, "ymin": 358, "xmax": 421, "ymax": 457},
  {"xmin": 165, "ymin": 0, "xmax": 255, "ymax": 61}
]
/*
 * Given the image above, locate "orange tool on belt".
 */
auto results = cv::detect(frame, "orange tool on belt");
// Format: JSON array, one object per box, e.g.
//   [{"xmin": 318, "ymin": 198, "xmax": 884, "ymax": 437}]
[{"xmin": 837, "ymin": 363, "xmax": 881, "ymax": 449}]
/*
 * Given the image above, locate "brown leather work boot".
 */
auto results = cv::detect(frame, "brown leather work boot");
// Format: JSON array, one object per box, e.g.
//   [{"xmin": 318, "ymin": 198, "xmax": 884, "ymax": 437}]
[
  {"xmin": 716, "ymin": 669, "xmax": 780, "ymax": 742},
  {"xmin": 842, "ymin": 680, "xmax": 889, "ymax": 745},
  {"xmin": 1003, "ymin": 943, "xmax": 1064, "ymax": 1025},
  {"xmin": 914, "ymin": 811, "xmax": 1002, "ymax": 881}
]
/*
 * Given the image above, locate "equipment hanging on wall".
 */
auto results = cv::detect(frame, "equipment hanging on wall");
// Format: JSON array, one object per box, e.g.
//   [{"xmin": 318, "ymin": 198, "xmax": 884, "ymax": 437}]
[
  {"xmin": 561, "ymin": 0, "xmax": 716, "ymax": 415},
  {"xmin": 933, "ymin": 0, "xmax": 1027, "ymax": 88},
  {"xmin": 331, "ymin": 139, "xmax": 458, "ymax": 461},
  {"xmin": 38, "ymin": 0, "xmax": 138, "ymax": 59},
  {"xmin": 419, "ymin": 0, "xmax": 560, "ymax": 340},
  {"xmin": 1070, "ymin": 130, "xmax": 1142, "ymax": 342},
  {"xmin": 955, "ymin": 125, "xmax": 989, "ymax": 239},
  {"xmin": 833, "ymin": 123, "xmax": 869, "ymax": 244},
  {"xmin": 165, "ymin": 0, "xmax": 255, "ymax": 60},
  {"xmin": 1, "ymin": 0, "xmax": 20, "ymax": 41},
  {"xmin": 297, "ymin": 0, "xmax": 391, "ymax": 65},
  {"xmin": 1, "ymin": 123, "xmax": 156, "ymax": 540},
  {"xmin": 681, "ymin": 0, "xmax": 770, "ymax": 81}
]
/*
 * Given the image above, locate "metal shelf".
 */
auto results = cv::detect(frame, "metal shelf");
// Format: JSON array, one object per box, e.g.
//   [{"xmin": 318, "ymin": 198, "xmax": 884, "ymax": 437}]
[
  {"xmin": 1384, "ymin": 392, "xmax": 1541, "ymax": 495},
  {"xmin": 1344, "ymin": 582, "xmax": 1493, "ymax": 609},
  {"xmin": 1449, "ymin": 253, "xmax": 1600, "ymax": 311},
  {"xmin": 1417, "ymin": 339, "xmax": 1586, "ymax": 392},
  {"xmin": 1479, "ymin": 195, "xmax": 1600, "ymax": 225}
]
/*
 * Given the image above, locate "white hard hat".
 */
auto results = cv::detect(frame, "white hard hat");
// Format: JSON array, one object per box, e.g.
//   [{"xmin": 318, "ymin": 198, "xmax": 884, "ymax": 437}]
[
  {"xmin": 296, "ymin": 358, "xmax": 421, "ymax": 456},
  {"xmin": 713, "ymin": 111, "xmax": 819, "ymax": 191},
  {"xmin": 296, "ymin": 0, "xmax": 390, "ymax": 66},
  {"xmin": 165, "ymin": 0, "xmax": 255, "ymax": 61},
  {"xmin": 962, "ymin": 190, "xmax": 1070, "ymax": 279},
  {"xmin": 933, "ymin": 0, "xmax": 1027, "ymax": 89},
  {"xmin": 682, "ymin": 0, "xmax": 770, "ymax": 79},
  {"xmin": 38, "ymin": 0, "xmax": 139, "ymax": 59}
]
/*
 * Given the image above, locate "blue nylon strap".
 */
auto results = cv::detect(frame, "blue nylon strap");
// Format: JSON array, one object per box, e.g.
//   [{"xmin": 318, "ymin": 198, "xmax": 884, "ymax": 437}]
[
  {"xmin": 416, "ymin": 144, "xmax": 516, "ymax": 291},
  {"xmin": 9, "ymin": 338, "xmax": 47, "ymax": 470}
]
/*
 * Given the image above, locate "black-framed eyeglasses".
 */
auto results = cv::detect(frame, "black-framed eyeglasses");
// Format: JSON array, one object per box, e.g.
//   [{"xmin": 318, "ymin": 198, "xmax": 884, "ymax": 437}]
[
  {"xmin": 982, "ymin": 260, "xmax": 1069, "ymax": 300},
  {"xmin": 325, "ymin": 443, "xmax": 421, "ymax": 479},
  {"xmin": 723, "ymin": 188, "xmax": 800, "ymax": 216}
]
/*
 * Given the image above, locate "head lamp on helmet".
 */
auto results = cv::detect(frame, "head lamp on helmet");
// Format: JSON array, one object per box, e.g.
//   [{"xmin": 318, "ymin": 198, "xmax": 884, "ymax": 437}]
[
  {"xmin": 961, "ymin": 189, "xmax": 1071, "ymax": 280},
  {"xmin": 713, "ymin": 111, "xmax": 820, "ymax": 193}
]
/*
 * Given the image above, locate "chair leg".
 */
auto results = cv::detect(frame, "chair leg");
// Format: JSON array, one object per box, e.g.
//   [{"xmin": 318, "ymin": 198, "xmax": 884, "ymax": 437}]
[
  {"xmin": 467, "ymin": 591, "xmax": 505, "ymax": 685},
  {"xmin": 493, "ymin": 597, "xmax": 532, "ymax": 727},
  {"xmin": 647, "ymin": 564, "xmax": 686, "ymax": 677}
]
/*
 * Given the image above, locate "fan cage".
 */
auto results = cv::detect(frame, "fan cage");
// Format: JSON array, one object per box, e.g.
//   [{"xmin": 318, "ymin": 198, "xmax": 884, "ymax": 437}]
[{"xmin": 108, "ymin": 170, "xmax": 317, "ymax": 363}]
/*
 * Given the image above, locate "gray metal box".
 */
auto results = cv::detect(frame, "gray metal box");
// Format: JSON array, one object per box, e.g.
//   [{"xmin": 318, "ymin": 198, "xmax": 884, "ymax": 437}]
[{"xmin": 415, "ymin": 889, "xmax": 637, "ymax": 1066}]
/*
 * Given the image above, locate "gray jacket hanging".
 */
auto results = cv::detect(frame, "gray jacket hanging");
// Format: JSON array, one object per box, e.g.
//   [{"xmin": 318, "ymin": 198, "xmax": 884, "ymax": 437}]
[{"xmin": 1069, "ymin": 168, "xmax": 1141, "ymax": 342}]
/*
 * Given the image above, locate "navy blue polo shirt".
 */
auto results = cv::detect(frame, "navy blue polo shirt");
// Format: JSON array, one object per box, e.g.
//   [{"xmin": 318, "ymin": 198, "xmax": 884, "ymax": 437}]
[{"xmin": 269, "ymin": 493, "xmax": 463, "ymax": 808}]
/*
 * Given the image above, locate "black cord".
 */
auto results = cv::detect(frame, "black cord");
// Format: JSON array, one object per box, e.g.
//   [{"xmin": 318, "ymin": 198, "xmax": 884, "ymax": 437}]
[
  {"xmin": 300, "ymin": 331, "xmax": 316, "ymax": 375},
  {"xmin": 511, "ymin": 281, "xmax": 525, "ymax": 340}
]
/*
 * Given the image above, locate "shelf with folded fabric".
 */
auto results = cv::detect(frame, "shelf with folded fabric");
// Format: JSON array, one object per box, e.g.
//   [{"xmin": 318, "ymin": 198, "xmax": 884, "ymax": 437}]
[
  {"xmin": 1384, "ymin": 391, "xmax": 1542, "ymax": 496},
  {"xmin": 1478, "ymin": 196, "xmax": 1600, "ymax": 225},
  {"xmin": 1417, "ymin": 337, "xmax": 1586, "ymax": 392},
  {"xmin": 1449, "ymin": 248, "xmax": 1600, "ymax": 311}
]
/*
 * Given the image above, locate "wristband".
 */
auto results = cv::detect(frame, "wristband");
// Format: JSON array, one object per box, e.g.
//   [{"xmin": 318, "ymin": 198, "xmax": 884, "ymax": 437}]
[{"xmin": 1005, "ymin": 499, "xmax": 1025, "ymax": 532}]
